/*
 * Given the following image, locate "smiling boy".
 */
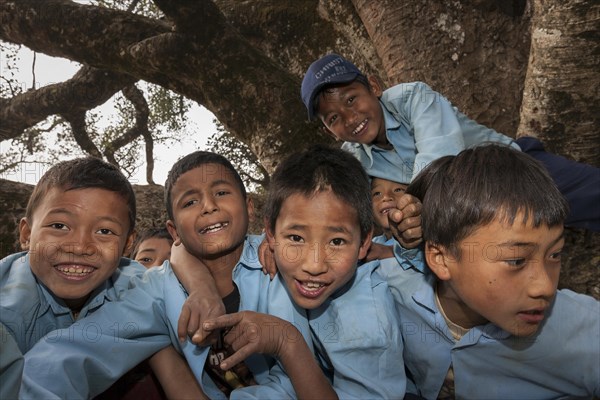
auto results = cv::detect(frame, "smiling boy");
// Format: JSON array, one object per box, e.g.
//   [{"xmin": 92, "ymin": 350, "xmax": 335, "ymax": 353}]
[
  {"xmin": 0, "ymin": 157, "xmax": 141, "ymax": 353},
  {"xmin": 380, "ymin": 145, "xmax": 600, "ymax": 398},
  {"xmin": 203, "ymin": 145, "xmax": 406, "ymax": 398},
  {"xmin": 301, "ymin": 53, "xmax": 600, "ymax": 232}
]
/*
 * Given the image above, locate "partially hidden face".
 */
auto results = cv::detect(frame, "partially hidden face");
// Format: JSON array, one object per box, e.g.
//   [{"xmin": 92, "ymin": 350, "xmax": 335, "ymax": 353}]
[
  {"xmin": 19, "ymin": 187, "xmax": 134, "ymax": 311},
  {"xmin": 371, "ymin": 177, "xmax": 408, "ymax": 231},
  {"xmin": 134, "ymin": 237, "xmax": 172, "ymax": 268},
  {"xmin": 316, "ymin": 78, "xmax": 387, "ymax": 146},
  {"xmin": 167, "ymin": 163, "xmax": 251, "ymax": 261},
  {"xmin": 267, "ymin": 190, "xmax": 371, "ymax": 310},
  {"xmin": 431, "ymin": 213, "xmax": 564, "ymax": 337}
]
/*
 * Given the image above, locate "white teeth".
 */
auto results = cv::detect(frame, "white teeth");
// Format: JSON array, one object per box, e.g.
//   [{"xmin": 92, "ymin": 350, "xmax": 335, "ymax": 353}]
[
  {"xmin": 56, "ymin": 265, "xmax": 93, "ymax": 276},
  {"xmin": 352, "ymin": 120, "xmax": 367, "ymax": 135},
  {"xmin": 201, "ymin": 222, "xmax": 228, "ymax": 234},
  {"xmin": 303, "ymin": 281, "xmax": 324, "ymax": 290}
]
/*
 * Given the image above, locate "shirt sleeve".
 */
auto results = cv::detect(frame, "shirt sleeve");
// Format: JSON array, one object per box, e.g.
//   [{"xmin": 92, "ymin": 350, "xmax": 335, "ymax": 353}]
[
  {"xmin": 391, "ymin": 82, "xmax": 466, "ymax": 179},
  {"xmin": 20, "ymin": 269, "xmax": 175, "ymax": 399}
]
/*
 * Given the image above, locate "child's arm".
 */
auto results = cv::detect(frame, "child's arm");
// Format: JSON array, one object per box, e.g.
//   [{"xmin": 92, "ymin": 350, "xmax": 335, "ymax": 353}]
[
  {"xmin": 148, "ymin": 346, "xmax": 208, "ymax": 400},
  {"xmin": 388, "ymin": 193, "xmax": 422, "ymax": 249},
  {"xmin": 169, "ymin": 243, "xmax": 225, "ymax": 345},
  {"xmin": 204, "ymin": 311, "xmax": 338, "ymax": 400}
]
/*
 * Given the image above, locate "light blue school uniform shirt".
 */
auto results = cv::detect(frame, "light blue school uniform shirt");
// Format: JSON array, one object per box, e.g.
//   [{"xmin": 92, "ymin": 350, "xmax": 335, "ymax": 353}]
[
  {"xmin": 0, "ymin": 321, "xmax": 24, "ymax": 399},
  {"xmin": 0, "ymin": 252, "xmax": 145, "ymax": 354},
  {"xmin": 21, "ymin": 235, "xmax": 407, "ymax": 399},
  {"xmin": 373, "ymin": 234, "xmax": 426, "ymax": 274},
  {"xmin": 378, "ymin": 264, "xmax": 600, "ymax": 399},
  {"xmin": 342, "ymin": 81, "xmax": 519, "ymax": 184}
]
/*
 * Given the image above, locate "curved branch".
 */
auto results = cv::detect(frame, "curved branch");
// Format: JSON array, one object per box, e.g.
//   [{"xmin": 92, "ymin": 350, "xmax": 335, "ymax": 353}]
[
  {"xmin": 103, "ymin": 83, "xmax": 154, "ymax": 182},
  {"xmin": 62, "ymin": 111, "xmax": 103, "ymax": 159},
  {"xmin": 0, "ymin": 66, "xmax": 137, "ymax": 141}
]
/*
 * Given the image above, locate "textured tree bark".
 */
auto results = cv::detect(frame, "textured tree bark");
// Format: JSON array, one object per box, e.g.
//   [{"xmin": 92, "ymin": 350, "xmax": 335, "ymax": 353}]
[{"xmin": 517, "ymin": 0, "xmax": 600, "ymax": 166}]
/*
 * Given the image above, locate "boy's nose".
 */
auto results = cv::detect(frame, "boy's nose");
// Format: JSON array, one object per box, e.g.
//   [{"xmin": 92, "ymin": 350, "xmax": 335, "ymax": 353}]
[
  {"xmin": 61, "ymin": 231, "xmax": 97, "ymax": 256},
  {"xmin": 528, "ymin": 262, "xmax": 559, "ymax": 299},
  {"xmin": 201, "ymin": 197, "xmax": 218, "ymax": 215},
  {"xmin": 301, "ymin": 243, "xmax": 329, "ymax": 275}
]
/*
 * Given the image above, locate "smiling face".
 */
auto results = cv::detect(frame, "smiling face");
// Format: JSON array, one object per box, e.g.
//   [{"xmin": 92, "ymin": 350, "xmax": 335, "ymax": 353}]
[
  {"xmin": 316, "ymin": 77, "xmax": 387, "ymax": 146},
  {"xmin": 134, "ymin": 237, "xmax": 172, "ymax": 268},
  {"xmin": 427, "ymin": 214, "xmax": 564, "ymax": 337},
  {"xmin": 371, "ymin": 177, "xmax": 408, "ymax": 233},
  {"xmin": 266, "ymin": 190, "xmax": 371, "ymax": 310},
  {"xmin": 166, "ymin": 163, "xmax": 251, "ymax": 263},
  {"xmin": 19, "ymin": 188, "xmax": 134, "ymax": 311}
]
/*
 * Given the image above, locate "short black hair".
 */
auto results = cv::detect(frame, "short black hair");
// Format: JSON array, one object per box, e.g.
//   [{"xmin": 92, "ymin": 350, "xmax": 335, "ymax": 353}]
[
  {"xmin": 408, "ymin": 144, "xmax": 569, "ymax": 258},
  {"xmin": 26, "ymin": 157, "xmax": 136, "ymax": 234},
  {"xmin": 164, "ymin": 151, "xmax": 246, "ymax": 220},
  {"xmin": 131, "ymin": 227, "xmax": 173, "ymax": 259},
  {"xmin": 264, "ymin": 144, "xmax": 374, "ymax": 240}
]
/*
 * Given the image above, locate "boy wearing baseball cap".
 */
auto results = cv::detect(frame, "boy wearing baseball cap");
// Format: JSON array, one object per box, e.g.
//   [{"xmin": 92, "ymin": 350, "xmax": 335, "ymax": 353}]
[{"xmin": 301, "ymin": 53, "xmax": 600, "ymax": 232}]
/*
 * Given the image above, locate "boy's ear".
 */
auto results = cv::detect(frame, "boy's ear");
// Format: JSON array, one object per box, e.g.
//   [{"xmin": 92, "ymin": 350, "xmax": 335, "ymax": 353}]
[
  {"xmin": 357, "ymin": 228, "xmax": 374, "ymax": 260},
  {"xmin": 264, "ymin": 219, "xmax": 276, "ymax": 251},
  {"xmin": 123, "ymin": 231, "xmax": 136, "ymax": 257},
  {"xmin": 166, "ymin": 220, "xmax": 182, "ymax": 246},
  {"xmin": 425, "ymin": 242, "xmax": 452, "ymax": 281},
  {"xmin": 19, "ymin": 218, "xmax": 31, "ymax": 251},
  {"xmin": 367, "ymin": 75, "xmax": 384, "ymax": 97},
  {"xmin": 246, "ymin": 197, "xmax": 255, "ymax": 223}
]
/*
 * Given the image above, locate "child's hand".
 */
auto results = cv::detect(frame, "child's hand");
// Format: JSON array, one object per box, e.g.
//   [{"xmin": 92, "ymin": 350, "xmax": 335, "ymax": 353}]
[
  {"xmin": 388, "ymin": 193, "xmax": 422, "ymax": 249},
  {"xmin": 258, "ymin": 238, "xmax": 278, "ymax": 279},
  {"xmin": 364, "ymin": 242, "xmax": 394, "ymax": 262},
  {"xmin": 170, "ymin": 243, "xmax": 225, "ymax": 345},
  {"xmin": 179, "ymin": 290, "xmax": 225, "ymax": 346},
  {"xmin": 203, "ymin": 311, "xmax": 297, "ymax": 370}
]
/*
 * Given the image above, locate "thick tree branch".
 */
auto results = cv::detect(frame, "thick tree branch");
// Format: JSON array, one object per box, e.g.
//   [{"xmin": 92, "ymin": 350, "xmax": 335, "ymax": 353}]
[
  {"xmin": 62, "ymin": 111, "xmax": 103, "ymax": 158},
  {"xmin": 0, "ymin": 66, "xmax": 137, "ymax": 141}
]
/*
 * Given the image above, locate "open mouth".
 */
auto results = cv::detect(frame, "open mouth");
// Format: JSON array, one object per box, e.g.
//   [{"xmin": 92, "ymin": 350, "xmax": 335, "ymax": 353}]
[
  {"xmin": 296, "ymin": 279, "xmax": 328, "ymax": 299},
  {"xmin": 55, "ymin": 264, "xmax": 95, "ymax": 277},
  {"xmin": 200, "ymin": 222, "xmax": 228, "ymax": 234},
  {"xmin": 352, "ymin": 119, "xmax": 368, "ymax": 135},
  {"xmin": 380, "ymin": 206, "xmax": 393, "ymax": 215}
]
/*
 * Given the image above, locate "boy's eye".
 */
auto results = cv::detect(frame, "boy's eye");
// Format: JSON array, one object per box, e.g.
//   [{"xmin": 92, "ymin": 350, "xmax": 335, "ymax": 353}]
[
  {"xmin": 183, "ymin": 199, "xmax": 197, "ymax": 208},
  {"xmin": 394, "ymin": 187, "xmax": 406, "ymax": 194},
  {"xmin": 137, "ymin": 257, "xmax": 153, "ymax": 264},
  {"xmin": 49, "ymin": 223, "xmax": 68, "ymax": 230},
  {"xmin": 215, "ymin": 190, "xmax": 230, "ymax": 197},
  {"xmin": 96, "ymin": 228, "xmax": 115, "ymax": 235},
  {"xmin": 330, "ymin": 238, "xmax": 345, "ymax": 246},
  {"xmin": 347, "ymin": 96, "xmax": 355, "ymax": 105},
  {"xmin": 505, "ymin": 258, "xmax": 527, "ymax": 268},
  {"xmin": 372, "ymin": 191, "xmax": 382, "ymax": 198},
  {"xmin": 288, "ymin": 235, "xmax": 304, "ymax": 243},
  {"xmin": 549, "ymin": 250, "xmax": 562, "ymax": 262},
  {"xmin": 328, "ymin": 114, "xmax": 338, "ymax": 125}
]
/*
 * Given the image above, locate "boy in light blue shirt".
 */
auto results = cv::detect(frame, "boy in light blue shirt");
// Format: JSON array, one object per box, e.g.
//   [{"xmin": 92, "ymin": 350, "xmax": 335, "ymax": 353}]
[
  {"xmin": 301, "ymin": 53, "xmax": 600, "ymax": 232},
  {"xmin": 22, "ymin": 148, "xmax": 406, "ymax": 399},
  {"xmin": 1, "ymin": 157, "xmax": 204, "ymax": 399},
  {"xmin": 202, "ymin": 145, "xmax": 406, "ymax": 399},
  {"xmin": 381, "ymin": 144, "xmax": 600, "ymax": 399}
]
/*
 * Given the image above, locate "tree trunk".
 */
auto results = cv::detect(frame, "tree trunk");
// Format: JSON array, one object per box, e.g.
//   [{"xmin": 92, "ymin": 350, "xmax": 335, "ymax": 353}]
[{"xmin": 518, "ymin": 0, "xmax": 600, "ymax": 166}]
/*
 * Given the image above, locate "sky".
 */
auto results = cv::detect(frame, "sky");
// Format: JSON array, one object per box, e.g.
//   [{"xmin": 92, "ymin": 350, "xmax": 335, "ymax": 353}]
[{"xmin": 1, "ymin": 48, "xmax": 217, "ymax": 186}]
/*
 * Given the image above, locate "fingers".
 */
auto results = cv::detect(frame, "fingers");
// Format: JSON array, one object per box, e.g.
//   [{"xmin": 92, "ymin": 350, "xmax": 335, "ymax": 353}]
[
  {"xmin": 177, "ymin": 305, "xmax": 191, "ymax": 342},
  {"xmin": 203, "ymin": 313, "xmax": 243, "ymax": 332}
]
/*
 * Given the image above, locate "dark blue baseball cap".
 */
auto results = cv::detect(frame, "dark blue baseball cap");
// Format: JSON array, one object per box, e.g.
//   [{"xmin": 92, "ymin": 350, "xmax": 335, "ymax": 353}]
[{"xmin": 301, "ymin": 53, "xmax": 364, "ymax": 120}]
